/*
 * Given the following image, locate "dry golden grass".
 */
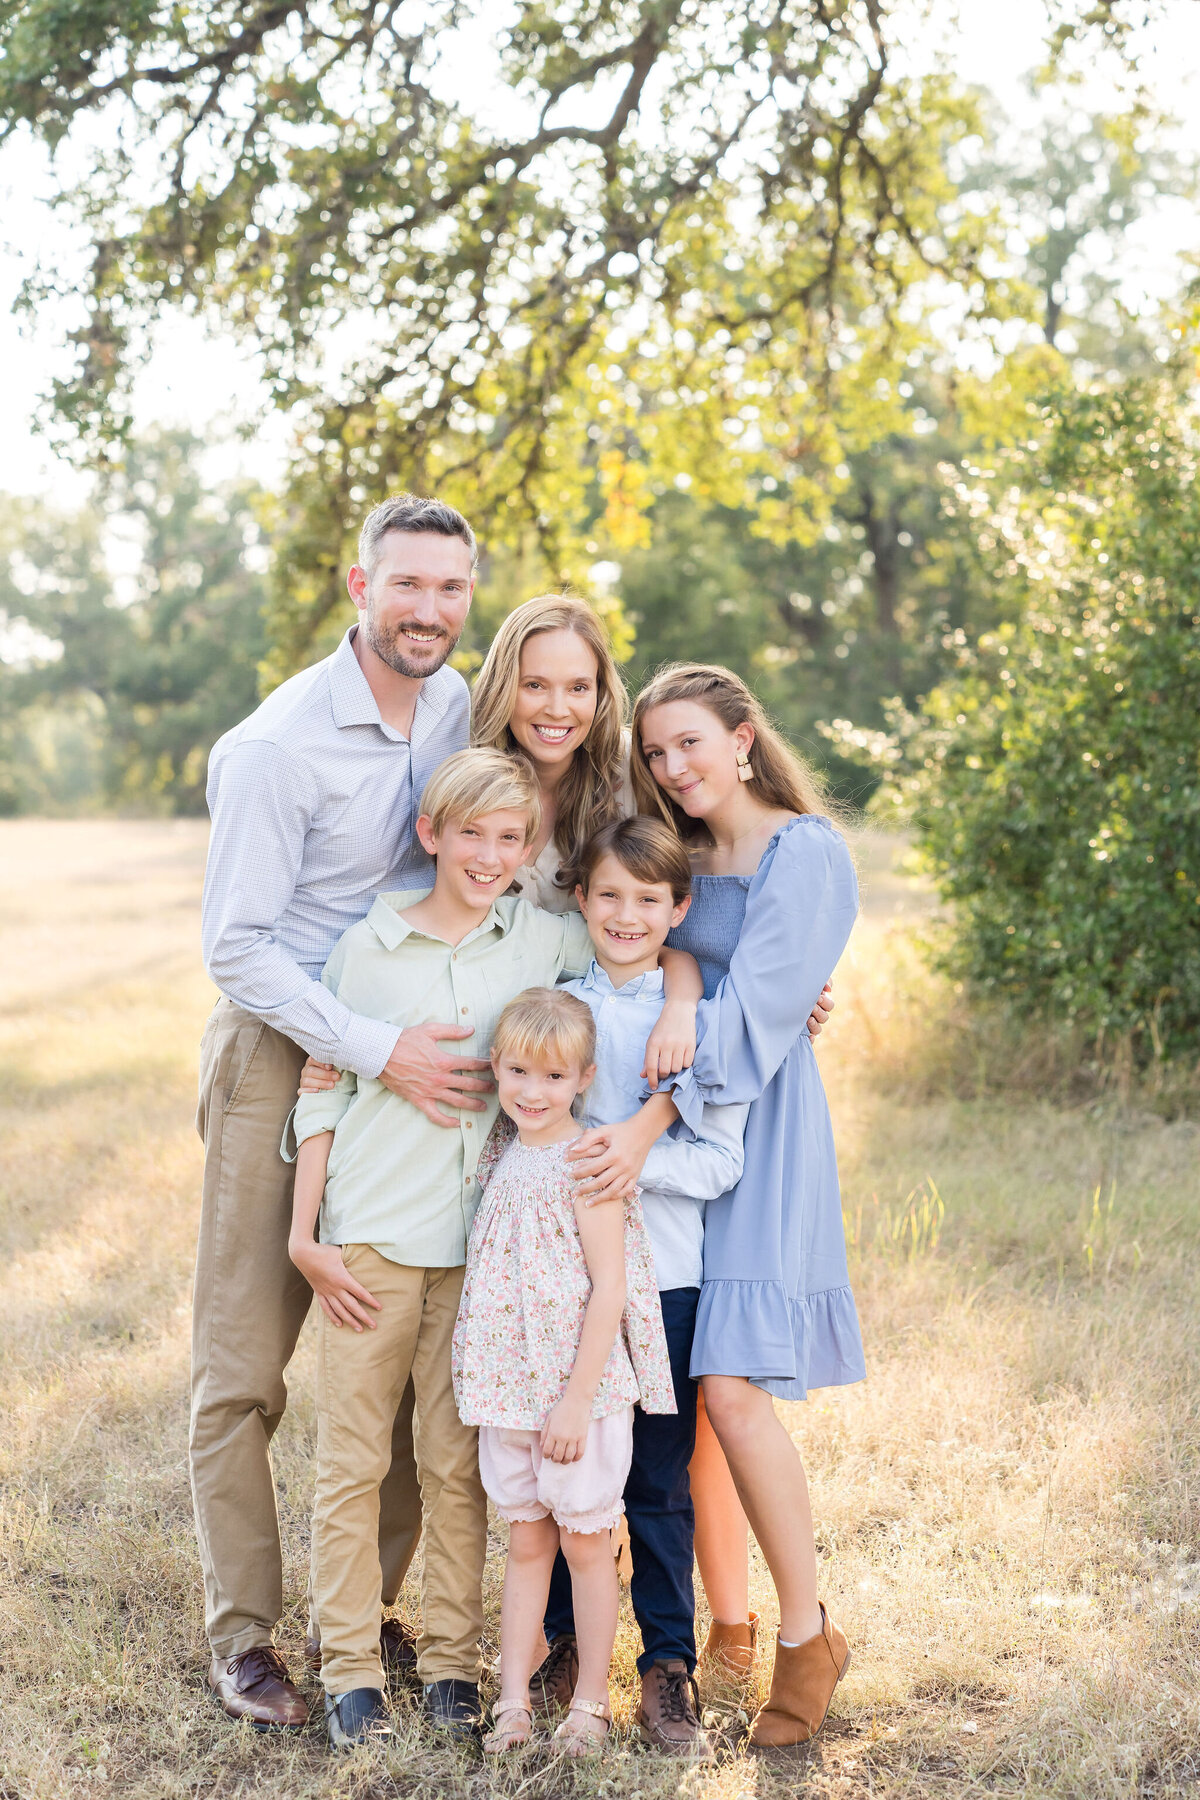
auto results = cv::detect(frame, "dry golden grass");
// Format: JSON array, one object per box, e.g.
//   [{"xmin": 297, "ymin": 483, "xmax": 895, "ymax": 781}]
[{"xmin": 0, "ymin": 820, "xmax": 1197, "ymax": 1799}]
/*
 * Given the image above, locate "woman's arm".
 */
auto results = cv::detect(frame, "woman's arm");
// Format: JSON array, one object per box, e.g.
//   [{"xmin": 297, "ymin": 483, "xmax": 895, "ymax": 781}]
[
  {"xmin": 541, "ymin": 1195, "xmax": 627, "ymax": 1464},
  {"xmin": 643, "ymin": 947, "xmax": 703, "ymax": 1089},
  {"xmin": 287, "ymin": 1132, "xmax": 381, "ymax": 1331},
  {"xmin": 566, "ymin": 1090, "xmax": 679, "ymax": 1204},
  {"xmin": 670, "ymin": 821, "xmax": 858, "ymax": 1122}
]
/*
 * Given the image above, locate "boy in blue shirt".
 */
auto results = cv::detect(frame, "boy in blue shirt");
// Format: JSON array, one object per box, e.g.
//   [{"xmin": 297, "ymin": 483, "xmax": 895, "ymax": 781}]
[{"xmin": 538, "ymin": 816, "xmax": 748, "ymax": 1753}]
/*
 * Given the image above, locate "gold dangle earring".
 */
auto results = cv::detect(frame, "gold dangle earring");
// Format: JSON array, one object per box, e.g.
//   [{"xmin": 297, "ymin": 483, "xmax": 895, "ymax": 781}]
[{"xmin": 736, "ymin": 749, "xmax": 754, "ymax": 782}]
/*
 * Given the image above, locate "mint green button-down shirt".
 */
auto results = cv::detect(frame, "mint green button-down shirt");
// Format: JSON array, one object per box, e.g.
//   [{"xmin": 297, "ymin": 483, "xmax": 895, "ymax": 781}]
[{"xmin": 286, "ymin": 889, "xmax": 593, "ymax": 1268}]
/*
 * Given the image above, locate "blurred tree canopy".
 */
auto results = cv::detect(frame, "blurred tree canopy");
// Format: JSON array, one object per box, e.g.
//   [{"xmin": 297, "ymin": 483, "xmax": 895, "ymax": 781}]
[
  {"xmin": 1, "ymin": 0, "xmax": 1152, "ymax": 680},
  {"xmin": 0, "ymin": 433, "xmax": 266, "ymax": 814},
  {"xmin": 857, "ymin": 377, "xmax": 1200, "ymax": 1060}
]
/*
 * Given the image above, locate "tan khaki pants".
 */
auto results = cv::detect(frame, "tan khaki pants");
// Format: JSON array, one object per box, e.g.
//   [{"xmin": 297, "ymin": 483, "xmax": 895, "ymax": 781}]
[
  {"xmin": 191, "ymin": 998, "xmax": 423, "ymax": 1656},
  {"xmin": 312, "ymin": 1247, "xmax": 487, "ymax": 1694}
]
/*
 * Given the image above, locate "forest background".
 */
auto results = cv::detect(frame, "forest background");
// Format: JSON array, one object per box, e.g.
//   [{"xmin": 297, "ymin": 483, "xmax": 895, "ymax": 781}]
[{"xmin": 1, "ymin": 0, "xmax": 1198, "ymax": 1067}]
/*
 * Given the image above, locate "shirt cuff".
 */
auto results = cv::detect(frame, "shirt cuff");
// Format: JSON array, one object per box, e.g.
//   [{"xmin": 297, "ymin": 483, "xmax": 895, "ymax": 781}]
[
  {"xmin": 337, "ymin": 1013, "xmax": 403, "ymax": 1079},
  {"xmin": 284, "ymin": 1093, "xmax": 352, "ymax": 1160}
]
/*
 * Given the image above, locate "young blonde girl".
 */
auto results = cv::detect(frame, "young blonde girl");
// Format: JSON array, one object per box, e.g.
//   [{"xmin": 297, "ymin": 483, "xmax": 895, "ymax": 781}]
[{"xmin": 451, "ymin": 989, "xmax": 674, "ymax": 1754}]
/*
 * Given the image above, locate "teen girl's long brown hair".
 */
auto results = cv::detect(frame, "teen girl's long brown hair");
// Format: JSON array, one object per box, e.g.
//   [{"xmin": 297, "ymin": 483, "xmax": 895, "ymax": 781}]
[
  {"xmin": 630, "ymin": 662, "xmax": 830, "ymax": 844},
  {"xmin": 470, "ymin": 596, "xmax": 628, "ymax": 883}
]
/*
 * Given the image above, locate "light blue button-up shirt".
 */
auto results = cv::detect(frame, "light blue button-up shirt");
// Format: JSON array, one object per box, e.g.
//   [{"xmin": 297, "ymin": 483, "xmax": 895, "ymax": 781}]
[
  {"xmin": 565, "ymin": 961, "xmax": 748, "ymax": 1291},
  {"xmin": 201, "ymin": 628, "xmax": 470, "ymax": 1076}
]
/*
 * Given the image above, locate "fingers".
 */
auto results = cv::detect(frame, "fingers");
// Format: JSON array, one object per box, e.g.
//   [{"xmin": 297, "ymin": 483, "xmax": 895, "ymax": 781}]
[
  {"xmin": 580, "ymin": 1174, "xmax": 629, "ymax": 1207},
  {"xmin": 417, "ymin": 1098, "xmax": 467, "ymax": 1129},
  {"xmin": 437, "ymin": 1074, "xmax": 493, "ymax": 1096},
  {"xmin": 319, "ymin": 1290, "xmax": 374, "ymax": 1331},
  {"xmin": 564, "ymin": 1129, "xmax": 608, "ymax": 1163},
  {"xmin": 541, "ymin": 1436, "xmax": 583, "ymax": 1464},
  {"xmin": 643, "ymin": 1060, "xmax": 660, "ymax": 1092},
  {"xmin": 344, "ymin": 1277, "xmax": 381, "ymax": 1312}
]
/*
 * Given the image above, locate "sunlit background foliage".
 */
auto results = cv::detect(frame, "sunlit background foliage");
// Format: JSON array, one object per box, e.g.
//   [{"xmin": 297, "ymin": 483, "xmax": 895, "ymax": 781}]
[{"xmin": 0, "ymin": 0, "xmax": 1197, "ymax": 1060}]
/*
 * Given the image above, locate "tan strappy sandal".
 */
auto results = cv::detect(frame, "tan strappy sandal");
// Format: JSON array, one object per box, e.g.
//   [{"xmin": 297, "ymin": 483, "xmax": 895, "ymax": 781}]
[
  {"xmin": 553, "ymin": 1694, "xmax": 611, "ymax": 1757},
  {"xmin": 484, "ymin": 1698, "xmax": 534, "ymax": 1753}
]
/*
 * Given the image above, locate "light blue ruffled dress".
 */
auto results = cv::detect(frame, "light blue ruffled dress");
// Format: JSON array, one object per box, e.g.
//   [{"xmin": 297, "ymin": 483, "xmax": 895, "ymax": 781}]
[{"xmin": 665, "ymin": 815, "xmax": 865, "ymax": 1401}]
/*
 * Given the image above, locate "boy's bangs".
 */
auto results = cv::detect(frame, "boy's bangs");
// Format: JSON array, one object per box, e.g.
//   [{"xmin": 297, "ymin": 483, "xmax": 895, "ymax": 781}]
[{"xmin": 421, "ymin": 748, "xmax": 541, "ymax": 842}]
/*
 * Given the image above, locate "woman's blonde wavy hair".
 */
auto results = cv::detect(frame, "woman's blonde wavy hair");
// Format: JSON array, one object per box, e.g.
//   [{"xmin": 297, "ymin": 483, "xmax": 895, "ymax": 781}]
[
  {"xmin": 630, "ymin": 662, "xmax": 830, "ymax": 844},
  {"xmin": 471, "ymin": 596, "xmax": 629, "ymax": 887}
]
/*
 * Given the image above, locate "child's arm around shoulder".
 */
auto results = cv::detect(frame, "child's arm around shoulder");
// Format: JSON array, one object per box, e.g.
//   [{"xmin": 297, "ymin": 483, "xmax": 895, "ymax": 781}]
[{"xmin": 539, "ymin": 1183, "xmax": 627, "ymax": 1466}]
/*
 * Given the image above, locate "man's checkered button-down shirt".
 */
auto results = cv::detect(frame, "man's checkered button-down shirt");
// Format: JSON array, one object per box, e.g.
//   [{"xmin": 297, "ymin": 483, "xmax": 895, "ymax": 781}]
[{"xmin": 201, "ymin": 627, "xmax": 470, "ymax": 1076}]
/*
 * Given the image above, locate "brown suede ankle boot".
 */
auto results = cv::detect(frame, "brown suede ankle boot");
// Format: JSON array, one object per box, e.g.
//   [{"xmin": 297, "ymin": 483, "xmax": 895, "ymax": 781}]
[
  {"xmin": 700, "ymin": 1611, "xmax": 759, "ymax": 1677},
  {"xmin": 748, "ymin": 1606, "xmax": 850, "ymax": 1747}
]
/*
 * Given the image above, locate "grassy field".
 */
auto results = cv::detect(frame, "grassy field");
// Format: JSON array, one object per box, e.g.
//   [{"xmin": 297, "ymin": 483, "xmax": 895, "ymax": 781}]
[{"xmin": 0, "ymin": 819, "xmax": 1197, "ymax": 1799}]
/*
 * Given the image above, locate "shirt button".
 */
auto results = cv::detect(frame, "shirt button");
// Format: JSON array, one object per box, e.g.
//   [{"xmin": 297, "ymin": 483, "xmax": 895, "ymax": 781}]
[
  {"xmin": 461, "ymin": 1006, "xmax": 469, "ymax": 1015},
  {"xmin": 464, "ymin": 1120, "xmax": 472, "ymax": 1129}
]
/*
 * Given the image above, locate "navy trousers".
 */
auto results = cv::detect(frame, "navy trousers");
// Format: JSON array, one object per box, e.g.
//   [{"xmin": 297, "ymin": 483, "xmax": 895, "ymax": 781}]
[{"xmin": 544, "ymin": 1286, "xmax": 700, "ymax": 1675}]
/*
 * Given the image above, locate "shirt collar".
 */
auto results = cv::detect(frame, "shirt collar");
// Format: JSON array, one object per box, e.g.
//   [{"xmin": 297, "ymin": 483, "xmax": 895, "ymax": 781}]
[
  {"xmin": 580, "ymin": 958, "xmax": 665, "ymax": 1000},
  {"xmin": 366, "ymin": 889, "xmax": 516, "ymax": 951},
  {"xmin": 328, "ymin": 627, "xmax": 452, "ymax": 738}
]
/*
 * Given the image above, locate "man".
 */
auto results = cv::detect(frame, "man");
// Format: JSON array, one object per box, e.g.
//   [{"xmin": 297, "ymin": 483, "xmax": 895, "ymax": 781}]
[{"xmin": 194, "ymin": 494, "xmax": 491, "ymax": 1731}]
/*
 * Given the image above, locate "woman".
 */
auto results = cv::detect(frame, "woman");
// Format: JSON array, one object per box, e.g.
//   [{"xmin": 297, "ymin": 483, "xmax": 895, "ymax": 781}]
[
  {"xmin": 470, "ymin": 595, "xmax": 630, "ymax": 914},
  {"xmin": 582, "ymin": 660, "xmax": 863, "ymax": 1747}
]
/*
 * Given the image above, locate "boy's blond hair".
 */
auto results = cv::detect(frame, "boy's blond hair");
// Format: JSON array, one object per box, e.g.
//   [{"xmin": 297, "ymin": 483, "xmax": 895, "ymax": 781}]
[
  {"xmin": 419, "ymin": 747, "xmax": 541, "ymax": 843},
  {"xmin": 491, "ymin": 988, "xmax": 596, "ymax": 1073}
]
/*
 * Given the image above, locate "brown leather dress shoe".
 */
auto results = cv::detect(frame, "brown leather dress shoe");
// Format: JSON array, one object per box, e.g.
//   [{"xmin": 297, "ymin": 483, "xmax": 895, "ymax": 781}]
[
  {"xmin": 637, "ymin": 1659, "xmax": 711, "ymax": 1755},
  {"xmin": 304, "ymin": 1616, "xmax": 420, "ymax": 1687},
  {"xmin": 208, "ymin": 1647, "xmax": 308, "ymax": 1732},
  {"xmin": 530, "ymin": 1633, "xmax": 579, "ymax": 1719},
  {"xmin": 748, "ymin": 1606, "xmax": 851, "ymax": 1747}
]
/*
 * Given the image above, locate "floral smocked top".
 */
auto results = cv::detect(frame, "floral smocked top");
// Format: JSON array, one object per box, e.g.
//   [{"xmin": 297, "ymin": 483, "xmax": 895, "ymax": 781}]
[{"xmin": 452, "ymin": 1116, "xmax": 676, "ymax": 1430}]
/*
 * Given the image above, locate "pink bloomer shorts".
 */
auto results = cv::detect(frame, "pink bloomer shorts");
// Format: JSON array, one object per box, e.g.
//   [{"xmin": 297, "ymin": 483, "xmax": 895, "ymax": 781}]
[{"xmin": 478, "ymin": 1408, "xmax": 635, "ymax": 1535}]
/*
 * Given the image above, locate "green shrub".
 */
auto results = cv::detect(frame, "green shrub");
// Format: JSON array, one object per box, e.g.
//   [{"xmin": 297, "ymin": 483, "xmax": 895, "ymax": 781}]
[{"xmin": 889, "ymin": 383, "xmax": 1200, "ymax": 1061}]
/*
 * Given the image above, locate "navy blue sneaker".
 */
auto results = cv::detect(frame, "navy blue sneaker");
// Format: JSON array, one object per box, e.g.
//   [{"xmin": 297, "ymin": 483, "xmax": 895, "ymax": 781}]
[
  {"xmin": 422, "ymin": 1678, "xmax": 481, "ymax": 1741},
  {"xmin": 324, "ymin": 1686, "xmax": 392, "ymax": 1751}
]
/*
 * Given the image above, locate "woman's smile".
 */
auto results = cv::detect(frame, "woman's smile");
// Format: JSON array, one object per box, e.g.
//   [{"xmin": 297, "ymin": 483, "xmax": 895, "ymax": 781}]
[{"xmin": 511, "ymin": 628, "xmax": 600, "ymax": 770}]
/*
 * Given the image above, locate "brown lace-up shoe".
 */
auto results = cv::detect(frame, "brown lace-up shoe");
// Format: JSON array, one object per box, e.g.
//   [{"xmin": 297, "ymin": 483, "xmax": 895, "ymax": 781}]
[
  {"xmin": 531, "ymin": 1633, "xmax": 579, "ymax": 1719},
  {"xmin": 637, "ymin": 1659, "xmax": 711, "ymax": 1754},
  {"xmin": 304, "ymin": 1616, "xmax": 419, "ymax": 1688},
  {"xmin": 208, "ymin": 1647, "xmax": 308, "ymax": 1731}
]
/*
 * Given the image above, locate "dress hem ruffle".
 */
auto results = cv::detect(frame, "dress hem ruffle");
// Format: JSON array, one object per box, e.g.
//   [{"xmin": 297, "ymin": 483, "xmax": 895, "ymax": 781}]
[{"xmin": 688, "ymin": 1278, "xmax": 865, "ymax": 1402}]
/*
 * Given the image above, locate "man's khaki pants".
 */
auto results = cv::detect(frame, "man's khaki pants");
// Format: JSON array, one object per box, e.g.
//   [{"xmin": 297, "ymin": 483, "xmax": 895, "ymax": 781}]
[
  {"xmin": 191, "ymin": 998, "xmax": 423, "ymax": 1658},
  {"xmin": 312, "ymin": 1247, "xmax": 487, "ymax": 1695}
]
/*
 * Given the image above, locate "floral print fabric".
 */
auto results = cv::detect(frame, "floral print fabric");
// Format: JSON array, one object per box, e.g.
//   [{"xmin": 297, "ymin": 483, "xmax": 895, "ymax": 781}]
[{"xmin": 452, "ymin": 1118, "xmax": 676, "ymax": 1430}]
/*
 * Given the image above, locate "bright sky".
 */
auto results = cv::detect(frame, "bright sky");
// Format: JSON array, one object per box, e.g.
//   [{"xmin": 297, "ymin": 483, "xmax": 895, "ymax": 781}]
[{"xmin": 2, "ymin": 0, "xmax": 1199, "ymax": 510}]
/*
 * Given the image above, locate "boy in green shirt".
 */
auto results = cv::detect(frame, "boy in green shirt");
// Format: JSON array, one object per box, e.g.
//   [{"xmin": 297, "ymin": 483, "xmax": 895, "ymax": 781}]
[{"xmin": 286, "ymin": 748, "xmax": 697, "ymax": 1749}]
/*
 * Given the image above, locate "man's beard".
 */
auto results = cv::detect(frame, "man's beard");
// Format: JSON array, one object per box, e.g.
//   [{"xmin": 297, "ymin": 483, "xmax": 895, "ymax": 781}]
[{"xmin": 365, "ymin": 601, "xmax": 459, "ymax": 679}]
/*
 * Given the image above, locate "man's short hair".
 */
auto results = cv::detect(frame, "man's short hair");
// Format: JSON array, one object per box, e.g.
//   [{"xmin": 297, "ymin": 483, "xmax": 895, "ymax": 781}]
[
  {"xmin": 358, "ymin": 493, "xmax": 478, "ymax": 577},
  {"xmin": 419, "ymin": 748, "xmax": 541, "ymax": 843},
  {"xmin": 572, "ymin": 815, "xmax": 693, "ymax": 905},
  {"xmin": 492, "ymin": 987, "xmax": 597, "ymax": 1073}
]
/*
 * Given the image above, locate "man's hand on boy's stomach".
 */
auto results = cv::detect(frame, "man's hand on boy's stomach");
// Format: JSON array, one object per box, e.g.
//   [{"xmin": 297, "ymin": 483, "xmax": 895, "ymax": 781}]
[{"xmin": 377, "ymin": 1021, "xmax": 494, "ymax": 1128}]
